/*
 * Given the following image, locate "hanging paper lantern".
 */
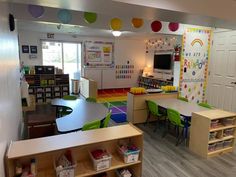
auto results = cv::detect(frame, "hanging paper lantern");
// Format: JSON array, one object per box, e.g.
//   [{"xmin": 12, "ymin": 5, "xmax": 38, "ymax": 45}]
[
  {"xmin": 169, "ymin": 22, "xmax": 179, "ymax": 32},
  {"xmin": 57, "ymin": 9, "xmax": 72, "ymax": 24},
  {"xmin": 151, "ymin": 20, "xmax": 162, "ymax": 32},
  {"xmin": 84, "ymin": 12, "xmax": 97, "ymax": 24},
  {"xmin": 28, "ymin": 5, "xmax": 45, "ymax": 18},
  {"xmin": 131, "ymin": 18, "xmax": 143, "ymax": 28},
  {"xmin": 110, "ymin": 18, "xmax": 122, "ymax": 31}
]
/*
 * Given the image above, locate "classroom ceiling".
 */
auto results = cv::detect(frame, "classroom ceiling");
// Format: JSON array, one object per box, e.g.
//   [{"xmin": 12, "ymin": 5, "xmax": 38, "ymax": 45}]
[{"xmin": 4, "ymin": 0, "xmax": 236, "ymax": 37}]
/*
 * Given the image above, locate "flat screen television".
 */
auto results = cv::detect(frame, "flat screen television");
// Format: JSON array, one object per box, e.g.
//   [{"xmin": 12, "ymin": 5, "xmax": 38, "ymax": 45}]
[{"xmin": 153, "ymin": 54, "xmax": 172, "ymax": 70}]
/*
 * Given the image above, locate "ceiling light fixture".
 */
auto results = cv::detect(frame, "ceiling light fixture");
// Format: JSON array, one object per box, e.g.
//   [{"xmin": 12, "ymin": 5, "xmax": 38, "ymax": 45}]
[{"xmin": 112, "ymin": 30, "xmax": 121, "ymax": 37}]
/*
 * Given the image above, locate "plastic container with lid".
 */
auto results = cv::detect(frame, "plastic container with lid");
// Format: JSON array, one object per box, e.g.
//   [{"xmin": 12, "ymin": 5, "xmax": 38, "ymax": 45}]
[{"xmin": 89, "ymin": 148, "xmax": 112, "ymax": 171}]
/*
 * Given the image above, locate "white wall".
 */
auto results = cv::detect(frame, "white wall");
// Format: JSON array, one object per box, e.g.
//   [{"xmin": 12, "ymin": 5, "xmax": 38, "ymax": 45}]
[
  {"xmin": 18, "ymin": 30, "xmax": 146, "ymax": 89},
  {"xmin": 0, "ymin": 2, "xmax": 22, "ymax": 177}
]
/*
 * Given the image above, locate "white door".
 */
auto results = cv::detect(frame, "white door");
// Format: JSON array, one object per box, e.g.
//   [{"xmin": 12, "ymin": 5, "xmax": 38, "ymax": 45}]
[{"xmin": 207, "ymin": 30, "xmax": 236, "ymax": 112}]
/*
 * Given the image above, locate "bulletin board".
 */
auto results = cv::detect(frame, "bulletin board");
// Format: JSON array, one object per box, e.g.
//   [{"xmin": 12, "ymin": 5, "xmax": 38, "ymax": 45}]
[
  {"xmin": 84, "ymin": 41, "xmax": 114, "ymax": 68},
  {"xmin": 116, "ymin": 65, "xmax": 134, "ymax": 79},
  {"xmin": 179, "ymin": 28, "xmax": 212, "ymax": 103}
]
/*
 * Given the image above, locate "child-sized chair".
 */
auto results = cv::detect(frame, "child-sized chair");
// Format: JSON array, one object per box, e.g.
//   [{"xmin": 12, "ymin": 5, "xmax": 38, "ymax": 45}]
[
  {"xmin": 82, "ymin": 120, "xmax": 101, "ymax": 131},
  {"xmin": 163, "ymin": 108, "xmax": 190, "ymax": 146},
  {"xmin": 198, "ymin": 102, "xmax": 212, "ymax": 109},
  {"xmin": 86, "ymin": 97, "xmax": 97, "ymax": 103},
  {"xmin": 146, "ymin": 100, "xmax": 165, "ymax": 132}
]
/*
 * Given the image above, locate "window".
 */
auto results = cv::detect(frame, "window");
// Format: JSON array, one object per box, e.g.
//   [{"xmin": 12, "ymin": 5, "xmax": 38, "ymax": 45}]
[{"xmin": 42, "ymin": 41, "xmax": 81, "ymax": 79}]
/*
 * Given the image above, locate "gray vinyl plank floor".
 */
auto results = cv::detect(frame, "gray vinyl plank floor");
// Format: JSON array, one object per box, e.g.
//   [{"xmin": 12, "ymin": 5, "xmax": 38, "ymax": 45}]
[
  {"xmin": 135, "ymin": 123, "xmax": 236, "ymax": 177},
  {"xmin": 111, "ymin": 121, "xmax": 236, "ymax": 177}
]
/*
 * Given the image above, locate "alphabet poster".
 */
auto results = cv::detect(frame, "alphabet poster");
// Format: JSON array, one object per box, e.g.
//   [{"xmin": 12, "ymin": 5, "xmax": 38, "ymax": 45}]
[
  {"xmin": 84, "ymin": 41, "xmax": 114, "ymax": 68},
  {"xmin": 179, "ymin": 28, "xmax": 212, "ymax": 103}
]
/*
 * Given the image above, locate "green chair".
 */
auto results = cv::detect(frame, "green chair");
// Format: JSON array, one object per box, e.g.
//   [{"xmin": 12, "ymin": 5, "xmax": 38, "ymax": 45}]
[
  {"xmin": 146, "ymin": 100, "xmax": 165, "ymax": 132},
  {"xmin": 198, "ymin": 102, "xmax": 212, "ymax": 109},
  {"xmin": 164, "ymin": 108, "xmax": 190, "ymax": 146},
  {"xmin": 86, "ymin": 97, "xmax": 97, "ymax": 103},
  {"xmin": 101, "ymin": 111, "xmax": 112, "ymax": 128},
  {"xmin": 82, "ymin": 120, "xmax": 101, "ymax": 131},
  {"xmin": 59, "ymin": 95, "xmax": 77, "ymax": 117},
  {"xmin": 63, "ymin": 95, "xmax": 77, "ymax": 100},
  {"xmin": 178, "ymin": 96, "xmax": 188, "ymax": 102}
]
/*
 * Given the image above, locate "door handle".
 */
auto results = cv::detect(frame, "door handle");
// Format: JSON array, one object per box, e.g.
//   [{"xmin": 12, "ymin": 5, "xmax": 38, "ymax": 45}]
[{"xmin": 231, "ymin": 82, "xmax": 236, "ymax": 84}]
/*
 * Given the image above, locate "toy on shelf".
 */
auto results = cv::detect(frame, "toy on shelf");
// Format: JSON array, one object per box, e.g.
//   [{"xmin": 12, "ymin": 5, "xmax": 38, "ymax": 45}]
[
  {"xmin": 54, "ymin": 150, "xmax": 76, "ymax": 177},
  {"xmin": 161, "ymin": 85, "xmax": 176, "ymax": 92},
  {"xmin": 116, "ymin": 168, "xmax": 133, "ymax": 177},
  {"xmin": 130, "ymin": 87, "xmax": 146, "ymax": 94}
]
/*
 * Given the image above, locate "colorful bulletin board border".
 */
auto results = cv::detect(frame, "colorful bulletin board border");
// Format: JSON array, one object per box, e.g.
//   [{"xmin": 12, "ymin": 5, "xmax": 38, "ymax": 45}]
[
  {"xmin": 179, "ymin": 28, "xmax": 212, "ymax": 103},
  {"xmin": 84, "ymin": 41, "xmax": 114, "ymax": 68},
  {"xmin": 116, "ymin": 65, "xmax": 134, "ymax": 79}
]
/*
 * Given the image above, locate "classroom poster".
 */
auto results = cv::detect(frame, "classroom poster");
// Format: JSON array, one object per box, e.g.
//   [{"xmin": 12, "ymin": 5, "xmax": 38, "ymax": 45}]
[
  {"xmin": 179, "ymin": 28, "xmax": 212, "ymax": 103},
  {"xmin": 84, "ymin": 41, "xmax": 114, "ymax": 68}
]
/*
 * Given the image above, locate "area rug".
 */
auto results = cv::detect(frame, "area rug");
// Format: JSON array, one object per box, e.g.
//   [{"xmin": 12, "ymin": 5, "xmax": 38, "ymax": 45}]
[
  {"xmin": 97, "ymin": 88, "xmax": 129, "ymax": 103},
  {"xmin": 103, "ymin": 100, "xmax": 127, "ymax": 123}
]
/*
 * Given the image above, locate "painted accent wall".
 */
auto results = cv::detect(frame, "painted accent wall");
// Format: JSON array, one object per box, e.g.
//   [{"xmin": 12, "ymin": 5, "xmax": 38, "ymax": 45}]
[{"xmin": 0, "ymin": 2, "xmax": 22, "ymax": 177}]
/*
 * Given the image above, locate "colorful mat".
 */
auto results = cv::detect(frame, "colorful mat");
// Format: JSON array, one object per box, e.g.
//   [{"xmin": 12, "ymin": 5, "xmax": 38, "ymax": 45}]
[
  {"xmin": 97, "ymin": 88, "xmax": 129, "ymax": 103},
  {"xmin": 103, "ymin": 100, "xmax": 127, "ymax": 123}
]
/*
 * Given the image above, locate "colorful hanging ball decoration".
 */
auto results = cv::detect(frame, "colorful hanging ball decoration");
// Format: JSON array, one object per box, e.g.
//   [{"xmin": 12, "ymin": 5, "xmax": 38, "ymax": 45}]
[
  {"xmin": 131, "ymin": 18, "xmax": 143, "ymax": 28},
  {"xmin": 84, "ymin": 12, "xmax": 97, "ymax": 24},
  {"xmin": 168, "ymin": 22, "xmax": 179, "ymax": 32},
  {"xmin": 28, "ymin": 5, "xmax": 45, "ymax": 18},
  {"xmin": 110, "ymin": 18, "xmax": 122, "ymax": 31},
  {"xmin": 151, "ymin": 20, "xmax": 162, "ymax": 32},
  {"xmin": 57, "ymin": 9, "xmax": 72, "ymax": 24}
]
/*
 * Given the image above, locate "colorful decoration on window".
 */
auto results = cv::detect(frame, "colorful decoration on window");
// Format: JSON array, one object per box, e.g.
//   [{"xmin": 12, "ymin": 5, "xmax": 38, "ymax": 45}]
[
  {"xmin": 84, "ymin": 12, "xmax": 97, "ymax": 24},
  {"xmin": 151, "ymin": 21, "xmax": 162, "ymax": 32},
  {"xmin": 179, "ymin": 28, "xmax": 212, "ymax": 103},
  {"xmin": 131, "ymin": 18, "xmax": 143, "ymax": 28},
  {"xmin": 28, "ymin": 5, "xmax": 45, "ymax": 18},
  {"xmin": 110, "ymin": 18, "xmax": 122, "ymax": 31},
  {"xmin": 168, "ymin": 22, "xmax": 179, "ymax": 32},
  {"xmin": 57, "ymin": 9, "xmax": 72, "ymax": 24}
]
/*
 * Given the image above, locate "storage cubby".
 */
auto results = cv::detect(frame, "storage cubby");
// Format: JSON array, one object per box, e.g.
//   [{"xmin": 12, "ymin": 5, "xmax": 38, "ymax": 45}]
[
  {"xmin": 25, "ymin": 74, "xmax": 69, "ymax": 104},
  {"xmin": 5, "ymin": 124, "xmax": 143, "ymax": 177},
  {"xmin": 189, "ymin": 110, "xmax": 236, "ymax": 158},
  {"xmin": 138, "ymin": 76, "xmax": 173, "ymax": 89}
]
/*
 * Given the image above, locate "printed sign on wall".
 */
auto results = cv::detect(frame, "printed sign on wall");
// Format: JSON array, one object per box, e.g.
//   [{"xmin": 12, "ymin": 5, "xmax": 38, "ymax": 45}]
[
  {"xmin": 84, "ymin": 41, "xmax": 114, "ymax": 68},
  {"xmin": 179, "ymin": 28, "xmax": 212, "ymax": 103}
]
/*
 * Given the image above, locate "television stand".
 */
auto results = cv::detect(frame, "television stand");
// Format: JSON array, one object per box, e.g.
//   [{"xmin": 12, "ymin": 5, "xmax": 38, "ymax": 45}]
[{"xmin": 138, "ymin": 76, "xmax": 173, "ymax": 89}]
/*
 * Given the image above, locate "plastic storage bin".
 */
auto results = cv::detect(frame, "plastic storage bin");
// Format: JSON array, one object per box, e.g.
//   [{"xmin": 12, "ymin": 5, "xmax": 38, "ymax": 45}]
[
  {"xmin": 223, "ymin": 139, "xmax": 233, "ymax": 148},
  {"xmin": 45, "ymin": 66, "xmax": 55, "ymax": 74},
  {"xmin": 118, "ymin": 145, "xmax": 140, "ymax": 164},
  {"xmin": 222, "ymin": 117, "xmax": 235, "ymax": 126},
  {"xmin": 89, "ymin": 149, "xmax": 112, "ymax": 171},
  {"xmin": 208, "ymin": 143, "xmax": 216, "ymax": 152},
  {"xmin": 223, "ymin": 128, "xmax": 234, "ymax": 137},
  {"xmin": 211, "ymin": 120, "xmax": 219, "ymax": 128},
  {"xmin": 54, "ymin": 151, "xmax": 76, "ymax": 177},
  {"xmin": 215, "ymin": 141, "xmax": 224, "ymax": 150},
  {"xmin": 209, "ymin": 132, "xmax": 217, "ymax": 141}
]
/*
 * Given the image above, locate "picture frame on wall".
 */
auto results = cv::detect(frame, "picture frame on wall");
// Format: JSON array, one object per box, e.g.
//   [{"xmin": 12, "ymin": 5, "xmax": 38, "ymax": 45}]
[
  {"xmin": 22, "ymin": 45, "xmax": 29, "ymax": 53},
  {"xmin": 30, "ymin": 46, "xmax": 37, "ymax": 54}
]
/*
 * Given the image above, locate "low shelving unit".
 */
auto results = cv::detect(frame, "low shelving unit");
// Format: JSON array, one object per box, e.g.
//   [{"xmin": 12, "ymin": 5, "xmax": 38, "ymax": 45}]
[
  {"xmin": 5, "ymin": 124, "xmax": 143, "ymax": 177},
  {"xmin": 189, "ymin": 109, "xmax": 236, "ymax": 158}
]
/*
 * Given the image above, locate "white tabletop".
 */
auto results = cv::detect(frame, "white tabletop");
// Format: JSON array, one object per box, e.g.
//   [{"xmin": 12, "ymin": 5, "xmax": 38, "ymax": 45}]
[
  {"xmin": 150, "ymin": 98, "xmax": 209, "ymax": 117},
  {"xmin": 52, "ymin": 99, "xmax": 108, "ymax": 133}
]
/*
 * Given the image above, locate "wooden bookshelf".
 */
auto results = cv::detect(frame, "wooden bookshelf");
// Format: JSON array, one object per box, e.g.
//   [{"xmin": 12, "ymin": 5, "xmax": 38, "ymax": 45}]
[
  {"xmin": 189, "ymin": 109, "xmax": 236, "ymax": 158},
  {"xmin": 25, "ymin": 74, "xmax": 69, "ymax": 103},
  {"xmin": 5, "ymin": 124, "xmax": 143, "ymax": 177}
]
